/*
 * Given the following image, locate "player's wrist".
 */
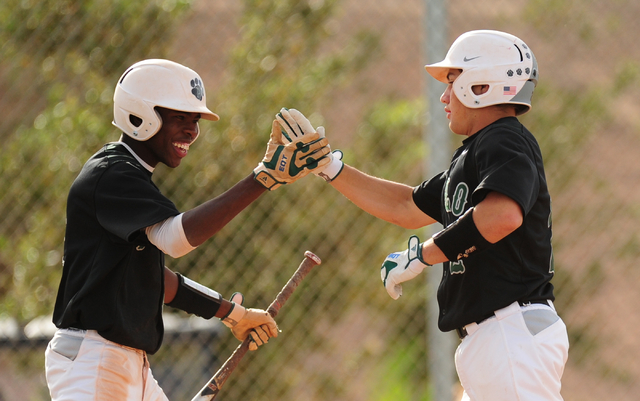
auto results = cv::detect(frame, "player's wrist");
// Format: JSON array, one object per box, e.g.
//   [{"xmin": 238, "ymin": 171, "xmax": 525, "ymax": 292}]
[
  {"xmin": 215, "ymin": 299, "xmax": 234, "ymax": 319},
  {"xmin": 415, "ymin": 242, "xmax": 431, "ymax": 267}
]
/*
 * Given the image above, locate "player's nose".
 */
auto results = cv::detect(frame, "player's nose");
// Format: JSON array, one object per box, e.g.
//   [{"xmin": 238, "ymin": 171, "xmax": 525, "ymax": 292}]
[
  {"xmin": 440, "ymin": 86, "xmax": 451, "ymax": 104},
  {"xmin": 185, "ymin": 121, "xmax": 199, "ymax": 140}
]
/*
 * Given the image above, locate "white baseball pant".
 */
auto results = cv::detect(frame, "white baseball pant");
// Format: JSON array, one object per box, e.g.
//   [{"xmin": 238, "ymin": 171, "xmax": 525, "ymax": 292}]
[
  {"xmin": 45, "ymin": 328, "xmax": 169, "ymax": 401},
  {"xmin": 455, "ymin": 301, "xmax": 569, "ymax": 401}
]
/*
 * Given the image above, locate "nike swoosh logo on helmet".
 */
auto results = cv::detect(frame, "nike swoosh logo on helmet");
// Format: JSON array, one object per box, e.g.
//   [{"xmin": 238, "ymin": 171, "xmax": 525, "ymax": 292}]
[{"xmin": 463, "ymin": 56, "xmax": 481, "ymax": 62}]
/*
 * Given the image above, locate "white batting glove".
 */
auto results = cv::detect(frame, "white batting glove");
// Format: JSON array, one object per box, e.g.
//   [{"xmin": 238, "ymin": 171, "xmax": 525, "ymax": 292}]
[
  {"xmin": 222, "ymin": 292, "xmax": 279, "ymax": 351},
  {"xmin": 380, "ymin": 236, "xmax": 430, "ymax": 300},
  {"xmin": 313, "ymin": 127, "xmax": 344, "ymax": 182}
]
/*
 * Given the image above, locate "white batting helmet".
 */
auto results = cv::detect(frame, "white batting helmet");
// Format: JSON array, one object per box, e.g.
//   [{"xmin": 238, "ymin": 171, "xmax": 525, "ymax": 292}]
[
  {"xmin": 113, "ymin": 59, "xmax": 219, "ymax": 141},
  {"xmin": 425, "ymin": 30, "xmax": 538, "ymax": 115}
]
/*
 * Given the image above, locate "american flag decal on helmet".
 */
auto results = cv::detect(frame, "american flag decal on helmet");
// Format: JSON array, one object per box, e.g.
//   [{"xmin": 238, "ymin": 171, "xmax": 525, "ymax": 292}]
[{"xmin": 503, "ymin": 86, "xmax": 517, "ymax": 95}]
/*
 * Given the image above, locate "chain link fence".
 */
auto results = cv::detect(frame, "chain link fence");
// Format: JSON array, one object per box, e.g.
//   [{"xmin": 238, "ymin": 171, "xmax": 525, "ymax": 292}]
[{"xmin": 1, "ymin": 0, "xmax": 640, "ymax": 400}]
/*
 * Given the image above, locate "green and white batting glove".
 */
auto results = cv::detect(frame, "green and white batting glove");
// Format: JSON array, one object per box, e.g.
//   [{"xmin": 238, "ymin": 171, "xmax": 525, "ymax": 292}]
[
  {"xmin": 275, "ymin": 108, "xmax": 344, "ymax": 182},
  {"xmin": 380, "ymin": 236, "xmax": 431, "ymax": 300},
  {"xmin": 253, "ymin": 111, "xmax": 330, "ymax": 190},
  {"xmin": 275, "ymin": 108, "xmax": 316, "ymax": 142}
]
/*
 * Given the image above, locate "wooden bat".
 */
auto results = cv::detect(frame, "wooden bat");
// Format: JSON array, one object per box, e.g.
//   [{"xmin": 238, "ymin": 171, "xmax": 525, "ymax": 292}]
[{"xmin": 191, "ymin": 250, "xmax": 322, "ymax": 401}]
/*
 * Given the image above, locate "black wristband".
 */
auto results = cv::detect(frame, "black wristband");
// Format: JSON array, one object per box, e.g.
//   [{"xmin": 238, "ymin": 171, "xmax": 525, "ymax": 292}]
[
  {"xmin": 432, "ymin": 208, "xmax": 492, "ymax": 261},
  {"xmin": 166, "ymin": 273, "xmax": 222, "ymax": 319}
]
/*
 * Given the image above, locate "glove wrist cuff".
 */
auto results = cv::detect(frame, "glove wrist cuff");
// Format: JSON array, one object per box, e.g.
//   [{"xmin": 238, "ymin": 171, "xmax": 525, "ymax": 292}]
[
  {"xmin": 253, "ymin": 165, "xmax": 283, "ymax": 190},
  {"xmin": 222, "ymin": 303, "xmax": 246, "ymax": 327},
  {"xmin": 316, "ymin": 151, "xmax": 344, "ymax": 182},
  {"xmin": 416, "ymin": 242, "xmax": 431, "ymax": 267}
]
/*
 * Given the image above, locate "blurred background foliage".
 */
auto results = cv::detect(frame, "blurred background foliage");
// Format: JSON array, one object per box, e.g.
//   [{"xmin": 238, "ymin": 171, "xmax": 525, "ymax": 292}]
[{"xmin": 1, "ymin": 0, "xmax": 640, "ymax": 400}]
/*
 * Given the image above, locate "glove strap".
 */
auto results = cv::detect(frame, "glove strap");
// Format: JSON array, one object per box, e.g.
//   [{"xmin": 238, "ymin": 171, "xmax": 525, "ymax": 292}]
[
  {"xmin": 415, "ymin": 242, "xmax": 431, "ymax": 266},
  {"xmin": 222, "ymin": 303, "xmax": 246, "ymax": 327},
  {"xmin": 253, "ymin": 164, "xmax": 283, "ymax": 190},
  {"xmin": 317, "ymin": 150, "xmax": 344, "ymax": 182}
]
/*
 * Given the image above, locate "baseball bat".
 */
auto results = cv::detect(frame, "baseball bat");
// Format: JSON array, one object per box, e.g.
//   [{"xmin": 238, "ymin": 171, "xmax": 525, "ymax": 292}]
[{"xmin": 191, "ymin": 250, "xmax": 322, "ymax": 401}]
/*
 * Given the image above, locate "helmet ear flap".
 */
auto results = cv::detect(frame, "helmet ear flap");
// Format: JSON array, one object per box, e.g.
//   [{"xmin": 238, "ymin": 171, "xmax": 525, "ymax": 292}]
[{"xmin": 112, "ymin": 90, "xmax": 162, "ymax": 140}]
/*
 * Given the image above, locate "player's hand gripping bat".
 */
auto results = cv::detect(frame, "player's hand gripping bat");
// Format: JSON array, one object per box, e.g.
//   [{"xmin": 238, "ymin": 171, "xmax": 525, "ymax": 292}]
[{"xmin": 191, "ymin": 250, "xmax": 322, "ymax": 401}]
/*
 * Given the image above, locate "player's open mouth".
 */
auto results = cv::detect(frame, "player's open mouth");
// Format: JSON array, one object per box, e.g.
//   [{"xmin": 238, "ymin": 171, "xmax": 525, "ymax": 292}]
[{"xmin": 173, "ymin": 142, "xmax": 190, "ymax": 156}]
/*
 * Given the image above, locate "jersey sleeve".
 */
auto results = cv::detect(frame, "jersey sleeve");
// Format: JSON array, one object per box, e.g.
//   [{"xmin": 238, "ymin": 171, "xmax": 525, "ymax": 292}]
[
  {"xmin": 473, "ymin": 129, "xmax": 539, "ymax": 215},
  {"xmin": 95, "ymin": 161, "xmax": 180, "ymax": 242},
  {"xmin": 412, "ymin": 171, "xmax": 446, "ymax": 224}
]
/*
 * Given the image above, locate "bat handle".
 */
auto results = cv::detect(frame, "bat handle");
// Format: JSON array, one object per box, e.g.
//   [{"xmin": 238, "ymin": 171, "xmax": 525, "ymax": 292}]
[{"xmin": 191, "ymin": 251, "xmax": 321, "ymax": 401}]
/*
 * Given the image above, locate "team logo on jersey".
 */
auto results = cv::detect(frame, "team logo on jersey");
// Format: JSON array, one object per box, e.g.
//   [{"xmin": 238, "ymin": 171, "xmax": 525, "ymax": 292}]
[
  {"xmin": 191, "ymin": 78, "xmax": 204, "ymax": 101},
  {"xmin": 446, "ymin": 182, "xmax": 469, "ymax": 217},
  {"xmin": 450, "ymin": 260, "xmax": 465, "ymax": 274}
]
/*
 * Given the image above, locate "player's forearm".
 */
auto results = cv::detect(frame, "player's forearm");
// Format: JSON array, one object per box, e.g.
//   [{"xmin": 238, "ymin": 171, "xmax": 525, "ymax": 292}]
[
  {"xmin": 182, "ymin": 174, "xmax": 267, "ymax": 246},
  {"xmin": 164, "ymin": 267, "xmax": 233, "ymax": 318},
  {"xmin": 330, "ymin": 164, "xmax": 435, "ymax": 229},
  {"xmin": 419, "ymin": 238, "xmax": 450, "ymax": 265}
]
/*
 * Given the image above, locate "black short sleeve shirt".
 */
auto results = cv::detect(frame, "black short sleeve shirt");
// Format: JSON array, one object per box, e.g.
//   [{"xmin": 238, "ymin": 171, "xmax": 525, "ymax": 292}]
[
  {"xmin": 52, "ymin": 143, "xmax": 179, "ymax": 353},
  {"xmin": 413, "ymin": 117, "xmax": 555, "ymax": 332}
]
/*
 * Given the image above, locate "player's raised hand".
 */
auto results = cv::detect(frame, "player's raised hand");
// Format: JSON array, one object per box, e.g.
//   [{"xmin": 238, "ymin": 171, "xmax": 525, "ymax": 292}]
[
  {"xmin": 275, "ymin": 108, "xmax": 317, "ymax": 142},
  {"xmin": 277, "ymin": 108, "xmax": 344, "ymax": 182},
  {"xmin": 253, "ymin": 110, "xmax": 330, "ymax": 190},
  {"xmin": 221, "ymin": 292, "xmax": 279, "ymax": 351},
  {"xmin": 380, "ymin": 236, "xmax": 431, "ymax": 299}
]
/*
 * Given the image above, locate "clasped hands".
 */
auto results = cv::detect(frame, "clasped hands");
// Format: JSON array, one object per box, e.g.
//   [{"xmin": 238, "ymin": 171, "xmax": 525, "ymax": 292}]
[{"xmin": 254, "ymin": 108, "xmax": 343, "ymax": 190}]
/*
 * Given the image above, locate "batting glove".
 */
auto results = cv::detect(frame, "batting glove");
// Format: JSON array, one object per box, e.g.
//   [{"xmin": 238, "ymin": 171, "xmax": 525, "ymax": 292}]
[
  {"xmin": 222, "ymin": 292, "xmax": 279, "ymax": 351},
  {"xmin": 380, "ymin": 236, "xmax": 431, "ymax": 300},
  {"xmin": 253, "ymin": 108, "xmax": 331, "ymax": 190},
  {"xmin": 276, "ymin": 108, "xmax": 344, "ymax": 182},
  {"xmin": 313, "ymin": 127, "xmax": 344, "ymax": 182}
]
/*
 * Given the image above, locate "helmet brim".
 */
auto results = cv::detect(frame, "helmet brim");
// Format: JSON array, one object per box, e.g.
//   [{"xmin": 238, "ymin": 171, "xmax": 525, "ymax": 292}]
[
  {"xmin": 424, "ymin": 62, "xmax": 465, "ymax": 84},
  {"xmin": 199, "ymin": 109, "xmax": 220, "ymax": 122}
]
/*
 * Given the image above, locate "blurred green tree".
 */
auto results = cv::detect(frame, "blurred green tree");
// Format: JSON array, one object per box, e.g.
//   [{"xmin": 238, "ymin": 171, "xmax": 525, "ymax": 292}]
[{"xmin": 0, "ymin": 0, "xmax": 193, "ymax": 319}]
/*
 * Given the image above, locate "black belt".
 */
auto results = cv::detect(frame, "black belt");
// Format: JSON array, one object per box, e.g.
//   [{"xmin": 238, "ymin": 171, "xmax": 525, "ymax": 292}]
[{"xmin": 455, "ymin": 300, "xmax": 550, "ymax": 340}]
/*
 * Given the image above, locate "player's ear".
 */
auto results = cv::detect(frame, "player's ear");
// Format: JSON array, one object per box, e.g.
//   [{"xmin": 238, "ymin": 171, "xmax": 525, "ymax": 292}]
[{"xmin": 471, "ymin": 84, "xmax": 490, "ymax": 95}]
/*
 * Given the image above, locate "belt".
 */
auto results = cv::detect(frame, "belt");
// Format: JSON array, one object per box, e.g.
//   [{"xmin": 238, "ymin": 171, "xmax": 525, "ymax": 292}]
[{"xmin": 455, "ymin": 300, "xmax": 550, "ymax": 340}]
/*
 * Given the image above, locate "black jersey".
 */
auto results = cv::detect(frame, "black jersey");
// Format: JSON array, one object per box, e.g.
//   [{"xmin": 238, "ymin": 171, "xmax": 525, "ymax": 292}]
[
  {"xmin": 413, "ymin": 117, "xmax": 554, "ymax": 332},
  {"xmin": 52, "ymin": 143, "xmax": 179, "ymax": 353}
]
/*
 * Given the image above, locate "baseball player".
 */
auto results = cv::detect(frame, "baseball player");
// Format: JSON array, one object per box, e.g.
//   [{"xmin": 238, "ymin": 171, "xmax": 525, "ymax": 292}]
[
  {"xmin": 44, "ymin": 59, "xmax": 330, "ymax": 401},
  {"xmin": 293, "ymin": 30, "xmax": 569, "ymax": 400}
]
